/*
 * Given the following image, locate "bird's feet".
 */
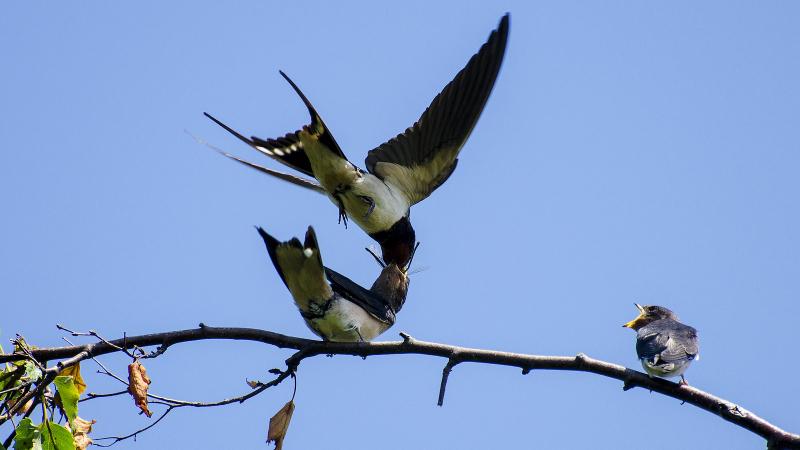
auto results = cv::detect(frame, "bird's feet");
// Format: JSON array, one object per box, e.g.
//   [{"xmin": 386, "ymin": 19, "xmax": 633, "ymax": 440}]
[
  {"xmin": 359, "ymin": 195, "xmax": 375, "ymax": 218},
  {"xmin": 337, "ymin": 208, "xmax": 349, "ymax": 228}
]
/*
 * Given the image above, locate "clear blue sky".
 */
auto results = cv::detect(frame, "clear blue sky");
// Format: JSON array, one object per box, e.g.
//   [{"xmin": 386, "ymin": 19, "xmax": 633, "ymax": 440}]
[{"xmin": 2, "ymin": 2, "xmax": 799, "ymax": 449}]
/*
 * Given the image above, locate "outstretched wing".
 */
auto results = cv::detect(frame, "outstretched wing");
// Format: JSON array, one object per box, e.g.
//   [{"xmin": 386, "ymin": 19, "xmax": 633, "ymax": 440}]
[
  {"xmin": 325, "ymin": 267, "xmax": 396, "ymax": 325},
  {"xmin": 365, "ymin": 14, "xmax": 509, "ymax": 205}
]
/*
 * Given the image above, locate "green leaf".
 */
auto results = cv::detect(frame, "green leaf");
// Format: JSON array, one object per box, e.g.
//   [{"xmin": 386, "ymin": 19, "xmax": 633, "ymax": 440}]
[
  {"xmin": 0, "ymin": 373, "xmax": 13, "ymax": 401},
  {"xmin": 13, "ymin": 418, "xmax": 39, "ymax": 450},
  {"xmin": 56, "ymin": 366, "xmax": 85, "ymax": 395},
  {"xmin": 38, "ymin": 422, "xmax": 74, "ymax": 450},
  {"xmin": 22, "ymin": 362, "xmax": 42, "ymax": 383},
  {"xmin": 53, "ymin": 376, "xmax": 80, "ymax": 425}
]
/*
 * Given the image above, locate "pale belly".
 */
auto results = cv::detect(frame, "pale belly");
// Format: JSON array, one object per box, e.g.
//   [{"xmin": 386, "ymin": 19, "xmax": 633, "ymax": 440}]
[
  {"xmin": 334, "ymin": 177, "xmax": 410, "ymax": 234},
  {"xmin": 301, "ymin": 134, "xmax": 410, "ymax": 233},
  {"xmin": 306, "ymin": 298, "xmax": 391, "ymax": 342},
  {"xmin": 641, "ymin": 358, "xmax": 692, "ymax": 378}
]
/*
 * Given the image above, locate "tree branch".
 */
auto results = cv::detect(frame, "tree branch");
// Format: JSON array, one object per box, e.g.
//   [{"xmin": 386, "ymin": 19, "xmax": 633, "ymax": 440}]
[{"xmin": 1, "ymin": 324, "xmax": 798, "ymax": 449}]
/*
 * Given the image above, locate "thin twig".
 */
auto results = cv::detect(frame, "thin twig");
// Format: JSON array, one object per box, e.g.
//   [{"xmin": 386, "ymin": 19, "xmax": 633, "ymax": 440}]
[
  {"xmin": 0, "ymin": 381, "xmax": 32, "ymax": 397},
  {"xmin": 87, "ymin": 361, "xmax": 295, "ymax": 446},
  {"xmin": 1, "ymin": 401, "xmax": 16, "ymax": 433},
  {"xmin": 81, "ymin": 390, "xmax": 129, "ymax": 402},
  {"xmin": 93, "ymin": 406, "xmax": 175, "ymax": 447},
  {"xmin": 57, "ymin": 325, "xmax": 138, "ymax": 360},
  {"xmin": 437, "ymin": 356, "xmax": 461, "ymax": 407}
]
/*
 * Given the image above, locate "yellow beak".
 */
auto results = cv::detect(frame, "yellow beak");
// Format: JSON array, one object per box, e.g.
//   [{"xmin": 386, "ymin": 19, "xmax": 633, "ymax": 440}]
[{"xmin": 622, "ymin": 303, "xmax": 646, "ymax": 328}]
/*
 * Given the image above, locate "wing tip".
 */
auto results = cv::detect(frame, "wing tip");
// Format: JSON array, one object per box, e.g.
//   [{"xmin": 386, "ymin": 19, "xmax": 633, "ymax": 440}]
[{"xmin": 491, "ymin": 13, "xmax": 511, "ymax": 59}]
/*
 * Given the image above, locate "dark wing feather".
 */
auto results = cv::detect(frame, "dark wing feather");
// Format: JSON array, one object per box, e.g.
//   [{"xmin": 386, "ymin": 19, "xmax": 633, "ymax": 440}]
[
  {"xmin": 637, "ymin": 321, "xmax": 699, "ymax": 363},
  {"xmin": 365, "ymin": 14, "xmax": 509, "ymax": 205},
  {"xmin": 204, "ymin": 112, "xmax": 315, "ymax": 177},
  {"xmin": 324, "ymin": 267, "xmax": 396, "ymax": 325}
]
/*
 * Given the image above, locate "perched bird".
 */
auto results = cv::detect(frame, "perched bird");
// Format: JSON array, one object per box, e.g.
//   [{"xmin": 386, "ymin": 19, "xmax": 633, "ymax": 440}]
[
  {"xmin": 623, "ymin": 304, "xmax": 699, "ymax": 384},
  {"xmin": 257, "ymin": 226, "xmax": 410, "ymax": 342},
  {"xmin": 206, "ymin": 14, "xmax": 510, "ymax": 268}
]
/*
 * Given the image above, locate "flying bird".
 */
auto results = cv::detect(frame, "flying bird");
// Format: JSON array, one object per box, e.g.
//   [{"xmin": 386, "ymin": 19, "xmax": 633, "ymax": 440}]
[
  {"xmin": 257, "ymin": 226, "xmax": 410, "ymax": 342},
  {"xmin": 623, "ymin": 304, "xmax": 699, "ymax": 385},
  {"xmin": 207, "ymin": 14, "xmax": 510, "ymax": 268}
]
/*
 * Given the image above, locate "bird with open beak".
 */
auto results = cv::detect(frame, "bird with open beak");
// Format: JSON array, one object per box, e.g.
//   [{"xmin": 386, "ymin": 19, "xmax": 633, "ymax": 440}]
[
  {"xmin": 623, "ymin": 304, "xmax": 699, "ymax": 385},
  {"xmin": 257, "ymin": 226, "xmax": 411, "ymax": 342},
  {"xmin": 205, "ymin": 14, "xmax": 509, "ymax": 268}
]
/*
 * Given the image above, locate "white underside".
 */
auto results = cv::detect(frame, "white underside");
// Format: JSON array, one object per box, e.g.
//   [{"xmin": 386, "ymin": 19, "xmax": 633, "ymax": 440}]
[
  {"xmin": 301, "ymin": 133, "xmax": 411, "ymax": 233},
  {"xmin": 338, "ymin": 174, "xmax": 409, "ymax": 233},
  {"xmin": 640, "ymin": 358, "xmax": 693, "ymax": 378},
  {"xmin": 306, "ymin": 297, "xmax": 390, "ymax": 342}
]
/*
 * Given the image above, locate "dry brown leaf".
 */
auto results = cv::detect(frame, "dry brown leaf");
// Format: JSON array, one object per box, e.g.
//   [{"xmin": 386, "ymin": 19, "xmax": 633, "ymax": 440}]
[
  {"xmin": 267, "ymin": 400, "xmax": 295, "ymax": 450},
  {"xmin": 14, "ymin": 398, "xmax": 33, "ymax": 416},
  {"xmin": 246, "ymin": 379, "xmax": 261, "ymax": 389},
  {"xmin": 68, "ymin": 417, "xmax": 96, "ymax": 450},
  {"xmin": 71, "ymin": 417, "xmax": 95, "ymax": 434},
  {"xmin": 73, "ymin": 433, "xmax": 92, "ymax": 450},
  {"xmin": 127, "ymin": 361, "xmax": 153, "ymax": 417},
  {"xmin": 59, "ymin": 363, "xmax": 87, "ymax": 394},
  {"xmin": 6, "ymin": 391, "xmax": 33, "ymax": 416}
]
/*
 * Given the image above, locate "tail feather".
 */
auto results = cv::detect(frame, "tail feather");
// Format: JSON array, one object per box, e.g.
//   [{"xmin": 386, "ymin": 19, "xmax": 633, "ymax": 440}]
[
  {"xmin": 279, "ymin": 70, "xmax": 347, "ymax": 160},
  {"xmin": 303, "ymin": 226, "xmax": 324, "ymax": 268},
  {"xmin": 204, "ymin": 112, "xmax": 316, "ymax": 177},
  {"xmin": 187, "ymin": 129, "xmax": 325, "ymax": 194},
  {"xmin": 256, "ymin": 226, "xmax": 290, "ymax": 288},
  {"xmin": 256, "ymin": 226, "xmax": 332, "ymax": 309}
]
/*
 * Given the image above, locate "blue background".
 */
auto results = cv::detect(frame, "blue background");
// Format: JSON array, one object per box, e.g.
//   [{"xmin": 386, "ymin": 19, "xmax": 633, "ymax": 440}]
[{"xmin": 2, "ymin": 2, "xmax": 798, "ymax": 449}]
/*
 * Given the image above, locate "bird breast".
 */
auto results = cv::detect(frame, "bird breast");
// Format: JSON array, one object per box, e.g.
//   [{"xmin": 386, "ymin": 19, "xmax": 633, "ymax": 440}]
[
  {"xmin": 307, "ymin": 297, "xmax": 391, "ymax": 342},
  {"xmin": 342, "ymin": 174, "xmax": 410, "ymax": 233}
]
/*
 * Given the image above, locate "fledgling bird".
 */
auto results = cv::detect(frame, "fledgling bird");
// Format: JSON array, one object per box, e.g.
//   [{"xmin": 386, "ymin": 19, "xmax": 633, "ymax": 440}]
[
  {"xmin": 623, "ymin": 304, "xmax": 699, "ymax": 385},
  {"xmin": 206, "ymin": 14, "xmax": 510, "ymax": 268},
  {"xmin": 257, "ymin": 226, "xmax": 410, "ymax": 342}
]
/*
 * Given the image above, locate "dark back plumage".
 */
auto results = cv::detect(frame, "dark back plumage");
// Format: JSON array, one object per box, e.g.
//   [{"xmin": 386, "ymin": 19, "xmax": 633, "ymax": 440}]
[
  {"xmin": 325, "ymin": 267, "xmax": 396, "ymax": 325},
  {"xmin": 636, "ymin": 319, "xmax": 699, "ymax": 364}
]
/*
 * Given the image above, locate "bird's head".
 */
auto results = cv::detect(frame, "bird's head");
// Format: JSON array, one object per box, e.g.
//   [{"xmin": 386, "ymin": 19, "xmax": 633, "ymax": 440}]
[
  {"xmin": 622, "ymin": 304, "xmax": 677, "ymax": 330},
  {"xmin": 370, "ymin": 263, "xmax": 410, "ymax": 314},
  {"xmin": 365, "ymin": 241, "xmax": 419, "ymax": 314},
  {"xmin": 368, "ymin": 216, "xmax": 416, "ymax": 268}
]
